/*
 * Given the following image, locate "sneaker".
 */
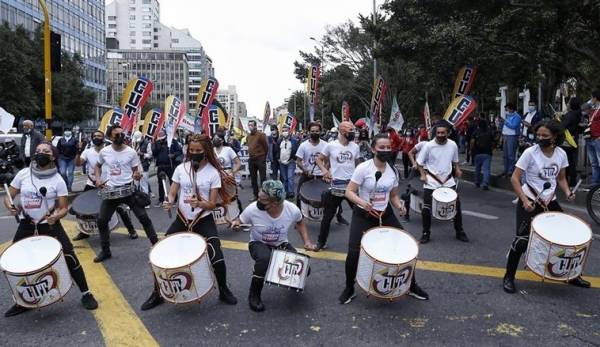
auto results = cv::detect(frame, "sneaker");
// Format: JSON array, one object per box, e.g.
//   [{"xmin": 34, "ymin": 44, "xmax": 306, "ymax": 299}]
[
  {"xmin": 419, "ymin": 233, "xmax": 430, "ymax": 244},
  {"xmin": 408, "ymin": 283, "xmax": 429, "ymax": 300},
  {"xmin": 338, "ymin": 286, "xmax": 356, "ymax": 304},
  {"xmin": 81, "ymin": 293, "xmax": 98, "ymax": 310},
  {"xmin": 219, "ymin": 286, "xmax": 238, "ymax": 305},
  {"xmin": 316, "ymin": 241, "xmax": 328, "ymax": 250},
  {"xmin": 503, "ymin": 276, "xmax": 516, "ymax": 294},
  {"xmin": 4, "ymin": 304, "xmax": 29, "ymax": 317},
  {"xmin": 72, "ymin": 233, "xmax": 90, "ymax": 241},
  {"xmin": 93, "ymin": 249, "xmax": 112, "ymax": 263},
  {"xmin": 511, "ymin": 197, "xmax": 519, "ymax": 204},
  {"xmin": 128, "ymin": 230, "xmax": 139, "ymax": 240},
  {"xmin": 568, "ymin": 277, "xmax": 591, "ymax": 288},
  {"xmin": 145, "ymin": 205, "xmax": 150, "ymax": 209},
  {"xmin": 455, "ymin": 231, "xmax": 469, "ymax": 242},
  {"xmin": 336, "ymin": 215, "xmax": 350, "ymax": 226},
  {"xmin": 141, "ymin": 291, "xmax": 164, "ymax": 311}
]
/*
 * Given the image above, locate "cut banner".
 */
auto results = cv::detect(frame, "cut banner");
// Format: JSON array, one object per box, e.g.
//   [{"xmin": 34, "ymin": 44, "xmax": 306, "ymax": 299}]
[
  {"xmin": 0, "ymin": 107, "xmax": 15, "ymax": 134},
  {"xmin": 205, "ymin": 101, "xmax": 229, "ymax": 138},
  {"xmin": 332, "ymin": 113, "xmax": 341, "ymax": 128},
  {"xmin": 99, "ymin": 107, "xmax": 127, "ymax": 134},
  {"xmin": 342, "ymin": 101, "xmax": 351, "ymax": 121},
  {"xmin": 443, "ymin": 95, "xmax": 477, "ymax": 128},
  {"xmin": 196, "ymin": 77, "xmax": 220, "ymax": 135},
  {"xmin": 370, "ymin": 76, "xmax": 387, "ymax": 128},
  {"xmin": 388, "ymin": 96, "xmax": 404, "ymax": 131},
  {"xmin": 164, "ymin": 95, "xmax": 186, "ymax": 147},
  {"xmin": 262, "ymin": 101, "xmax": 271, "ymax": 131},
  {"xmin": 307, "ymin": 64, "xmax": 320, "ymax": 122},
  {"xmin": 423, "ymin": 94, "xmax": 432, "ymax": 130},
  {"xmin": 120, "ymin": 77, "xmax": 153, "ymax": 134},
  {"xmin": 141, "ymin": 108, "xmax": 165, "ymax": 141},
  {"xmin": 278, "ymin": 112, "xmax": 298, "ymax": 133},
  {"xmin": 452, "ymin": 65, "xmax": 477, "ymax": 99}
]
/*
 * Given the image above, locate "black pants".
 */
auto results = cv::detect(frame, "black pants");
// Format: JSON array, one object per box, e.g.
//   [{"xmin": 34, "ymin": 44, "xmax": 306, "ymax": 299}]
[
  {"xmin": 270, "ymin": 160, "xmax": 280, "ymax": 181},
  {"xmin": 318, "ymin": 190, "xmax": 354, "ymax": 244},
  {"xmin": 97, "ymin": 194, "xmax": 158, "ymax": 251},
  {"xmin": 402, "ymin": 153, "xmax": 411, "ymax": 179},
  {"xmin": 84, "ymin": 184, "xmax": 135, "ymax": 232},
  {"xmin": 249, "ymin": 241, "xmax": 296, "ymax": 279},
  {"xmin": 421, "ymin": 187, "xmax": 463, "ymax": 234},
  {"xmin": 505, "ymin": 199, "xmax": 562, "ymax": 279},
  {"xmin": 562, "ymin": 146, "xmax": 578, "ymax": 187},
  {"xmin": 157, "ymin": 165, "xmax": 174, "ymax": 203},
  {"xmin": 344, "ymin": 206, "xmax": 417, "ymax": 288},
  {"xmin": 249, "ymin": 157, "xmax": 267, "ymax": 197},
  {"xmin": 13, "ymin": 221, "xmax": 89, "ymax": 293}
]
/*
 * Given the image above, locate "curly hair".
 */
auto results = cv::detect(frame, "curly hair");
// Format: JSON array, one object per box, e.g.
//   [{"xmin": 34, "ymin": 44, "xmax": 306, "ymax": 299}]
[{"xmin": 533, "ymin": 119, "xmax": 565, "ymax": 147}]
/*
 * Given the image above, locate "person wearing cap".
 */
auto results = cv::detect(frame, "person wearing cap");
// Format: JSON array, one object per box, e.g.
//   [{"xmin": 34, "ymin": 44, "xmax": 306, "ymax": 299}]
[
  {"xmin": 230, "ymin": 180, "xmax": 318, "ymax": 312},
  {"xmin": 152, "ymin": 129, "xmax": 183, "ymax": 207}
]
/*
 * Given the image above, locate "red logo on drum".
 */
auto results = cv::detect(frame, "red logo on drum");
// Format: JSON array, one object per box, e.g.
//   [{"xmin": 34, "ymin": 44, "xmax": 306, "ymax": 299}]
[
  {"xmin": 158, "ymin": 271, "xmax": 193, "ymax": 299},
  {"xmin": 278, "ymin": 258, "xmax": 305, "ymax": 280},
  {"xmin": 17, "ymin": 271, "xmax": 59, "ymax": 305},
  {"xmin": 547, "ymin": 247, "xmax": 587, "ymax": 278},
  {"xmin": 371, "ymin": 266, "xmax": 412, "ymax": 296}
]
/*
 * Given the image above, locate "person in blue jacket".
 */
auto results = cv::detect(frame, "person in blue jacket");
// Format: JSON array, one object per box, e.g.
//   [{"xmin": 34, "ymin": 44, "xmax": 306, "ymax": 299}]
[{"xmin": 501, "ymin": 103, "xmax": 521, "ymax": 177}]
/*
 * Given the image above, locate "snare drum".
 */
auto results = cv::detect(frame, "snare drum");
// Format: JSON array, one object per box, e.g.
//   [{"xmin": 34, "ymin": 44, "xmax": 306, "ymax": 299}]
[
  {"xmin": 149, "ymin": 232, "xmax": 216, "ymax": 304},
  {"xmin": 71, "ymin": 189, "xmax": 119, "ymax": 235},
  {"xmin": 330, "ymin": 179, "xmax": 350, "ymax": 197},
  {"xmin": 212, "ymin": 201, "xmax": 240, "ymax": 225},
  {"xmin": 356, "ymin": 227, "xmax": 418, "ymax": 300},
  {"xmin": 0, "ymin": 236, "xmax": 73, "ymax": 308},
  {"xmin": 525, "ymin": 212, "xmax": 592, "ymax": 281},
  {"xmin": 431, "ymin": 187, "xmax": 457, "ymax": 220},
  {"xmin": 265, "ymin": 249, "xmax": 310, "ymax": 292},
  {"xmin": 300, "ymin": 179, "xmax": 328, "ymax": 221},
  {"xmin": 99, "ymin": 184, "xmax": 133, "ymax": 200}
]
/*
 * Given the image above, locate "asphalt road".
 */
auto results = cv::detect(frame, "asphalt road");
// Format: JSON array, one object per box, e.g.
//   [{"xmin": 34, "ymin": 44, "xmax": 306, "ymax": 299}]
[{"xmin": 0, "ymin": 172, "xmax": 598, "ymax": 346}]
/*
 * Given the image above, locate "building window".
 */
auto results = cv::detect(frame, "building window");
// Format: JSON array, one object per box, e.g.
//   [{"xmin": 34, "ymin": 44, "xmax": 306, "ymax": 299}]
[
  {"xmin": 108, "ymin": 16, "xmax": 116, "ymax": 20},
  {"xmin": 153, "ymin": 43, "xmax": 158, "ymax": 48},
  {"xmin": 171, "ymin": 38, "xmax": 179, "ymax": 43},
  {"xmin": 142, "ymin": 15, "xmax": 151, "ymax": 20},
  {"xmin": 129, "ymin": 0, "xmax": 136, "ymax": 3},
  {"xmin": 143, "ymin": 0, "xmax": 151, "ymax": 3},
  {"xmin": 130, "ymin": 39, "xmax": 136, "ymax": 44},
  {"xmin": 142, "ymin": 39, "xmax": 151, "ymax": 44},
  {"xmin": 129, "ymin": 7, "xmax": 136, "ymax": 11},
  {"xmin": 129, "ymin": 15, "xmax": 135, "ymax": 20},
  {"xmin": 130, "ymin": 31, "xmax": 136, "ymax": 36},
  {"xmin": 142, "ymin": 7, "xmax": 151, "ymax": 12},
  {"xmin": 129, "ymin": 22, "xmax": 136, "ymax": 28},
  {"xmin": 108, "ymin": 24, "xmax": 116, "ymax": 28},
  {"xmin": 143, "ymin": 23, "xmax": 151, "ymax": 28},
  {"xmin": 143, "ymin": 31, "xmax": 151, "ymax": 36}
]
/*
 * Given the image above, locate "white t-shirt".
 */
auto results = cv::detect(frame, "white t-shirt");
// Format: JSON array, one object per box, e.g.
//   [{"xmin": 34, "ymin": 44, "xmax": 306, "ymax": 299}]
[
  {"xmin": 172, "ymin": 162, "xmax": 222, "ymax": 220},
  {"xmin": 296, "ymin": 140, "xmax": 327, "ymax": 176},
  {"xmin": 240, "ymin": 201, "xmax": 303, "ymax": 246},
  {"xmin": 516, "ymin": 145, "xmax": 568, "ymax": 202},
  {"xmin": 414, "ymin": 141, "xmax": 427, "ymax": 153},
  {"xmin": 417, "ymin": 139, "xmax": 459, "ymax": 189},
  {"xmin": 24, "ymin": 135, "xmax": 31, "ymax": 158},
  {"xmin": 322, "ymin": 140, "xmax": 360, "ymax": 180},
  {"xmin": 521, "ymin": 111, "xmax": 537, "ymax": 137},
  {"xmin": 11, "ymin": 168, "xmax": 67, "ymax": 223},
  {"xmin": 97, "ymin": 145, "xmax": 140, "ymax": 187},
  {"xmin": 279, "ymin": 139, "xmax": 293, "ymax": 164},
  {"xmin": 80, "ymin": 147, "xmax": 107, "ymax": 186},
  {"xmin": 351, "ymin": 160, "xmax": 399, "ymax": 212},
  {"xmin": 215, "ymin": 146, "xmax": 238, "ymax": 170}
]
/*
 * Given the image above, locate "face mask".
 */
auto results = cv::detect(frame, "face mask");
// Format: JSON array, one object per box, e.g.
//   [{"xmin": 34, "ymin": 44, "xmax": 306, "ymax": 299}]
[
  {"xmin": 92, "ymin": 138, "xmax": 104, "ymax": 146},
  {"xmin": 345, "ymin": 132, "xmax": 355, "ymax": 141},
  {"xmin": 310, "ymin": 133, "xmax": 320, "ymax": 141},
  {"xmin": 24, "ymin": 128, "xmax": 31, "ymax": 134},
  {"xmin": 376, "ymin": 150, "xmax": 394, "ymax": 162},
  {"xmin": 436, "ymin": 136, "xmax": 447, "ymax": 143},
  {"xmin": 538, "ymin": 138, "xmax": 553, "ymax": 148},
  {"xmin": 331, "ymin": 133, "xmax": 338, "ymax": 139},
  {"xmin": 249, "ymin": 126, "xmax": 256, "ymax": 133},
  {"xmin": 113, "ymin": 133, "xmax": 125, "ymax": 145},
  {"xmin": 213, "ymin": 138, "xmax": 223, "ymax": 147},
  {"xmin": 282, "ymin": 131, "xmax": 289, "ymax": 138},
  {"xmin": 528, "ymin": 106, "xmax": 536, "ymax": 113},
  {"xmin": 256, "ymin": 200, "xmax": 268, "ymax": 211},
  {"xmin": 64, "ymin": 131, "xmax": 72, "ymax": 139},
  {"xmin": 191, "ymin": 153, "xmax": 205, "ymax": 163},
  {"xmin": 34, "ymin": 153, "xmax": 52, "ymax": 167}
]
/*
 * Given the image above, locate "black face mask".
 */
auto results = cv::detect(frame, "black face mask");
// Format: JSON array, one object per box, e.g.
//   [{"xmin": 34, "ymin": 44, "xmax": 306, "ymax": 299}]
[
  {"xmin": 256, "ymin": 200, "xmax": 268, "ymax": 211},
  {"xmin": 213, "ymin": 138, "xmax": 223, "ymax": 147},
  {"xmin": 376, "ymin": 150, "xmax": 394, "ymax": 162},
  {"xmin": 310, "ymin": 133, "xmax": 320, "ymax": 141},
  {"xmin": 92, "ymin": 138, "xmax": 104, "ymax": 146},
  {"xmin": 345, "ymin": 132, "xmax": 355, "ymax": 142},
  {"xmin": 113, "ymin": 133, "xmax": 125, "ymax": 145},
  {"xmin": 34, "ymin": 153, "xmax": 52, "ymax": 167},
  {"xmin": 538, "ymin": 138, "xmax": 553, "ymax": 148},
  {"xmin": 191, "ymin": 153, "xmax": 205, "ymax": 163},
  {"xmin": 436, "ymin": 136, "xmax": 447, "ymax": 144}
]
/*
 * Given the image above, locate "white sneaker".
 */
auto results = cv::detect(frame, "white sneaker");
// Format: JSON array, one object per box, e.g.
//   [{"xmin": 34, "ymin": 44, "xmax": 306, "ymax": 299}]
[{"xmin": 512, "ymin": 197, "xmax": 519, "ymax": 204}]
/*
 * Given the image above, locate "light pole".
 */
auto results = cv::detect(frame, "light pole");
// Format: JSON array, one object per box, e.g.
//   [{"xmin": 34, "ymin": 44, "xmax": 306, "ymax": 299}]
[
  {"xmin": 38, "ymin": 0, "xmax": 52, "ymax": 139},
  {"xmin": 373, "ymin": 0, "xmax": 377, "ymax": 83},
  {"xmin": 310, "ymin": 37, "xmax": 325, "ymax": 124}
]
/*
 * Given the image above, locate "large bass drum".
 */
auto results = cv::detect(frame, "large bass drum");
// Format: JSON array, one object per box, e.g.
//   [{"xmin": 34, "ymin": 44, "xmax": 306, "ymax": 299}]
[
  {"xmin": 71, "ymin": 189, "xmax": 119, "ymax": 235},
  {"xmin": 300, "ymin": 179, "xmax": 328, "ymax": 221}
]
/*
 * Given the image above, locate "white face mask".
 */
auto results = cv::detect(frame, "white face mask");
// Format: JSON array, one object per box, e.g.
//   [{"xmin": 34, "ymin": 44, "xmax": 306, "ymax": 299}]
[
  {"xmin": 282, "ymin": 131, "xmax": 289, "ymax": 138},
  {"xmin": 63, "ymin": 131, "xmax": 72, "ymax": 139},
  {"xmin": 528, "ymin": 106, "xmax": 536, "ymax": 112}
]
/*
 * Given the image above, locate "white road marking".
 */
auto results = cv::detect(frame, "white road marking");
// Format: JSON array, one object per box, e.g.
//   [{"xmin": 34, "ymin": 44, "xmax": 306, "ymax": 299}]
[{"xmin": 462, "ymin": 210, "xmax": 499, "ymax": 220}]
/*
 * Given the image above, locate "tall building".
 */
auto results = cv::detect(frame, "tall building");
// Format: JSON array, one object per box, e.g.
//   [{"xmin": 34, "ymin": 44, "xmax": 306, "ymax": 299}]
[
  {"xmin": 106, "ymin": 0, "xmax": 213, "ymax": 112},
  {"xmin": 216, "ymin": 85, "xmax": 239, "ymax": 118},
  {"xmin": 0, "ymin": 0, "xmax": 107, "ymax": 120},
  {"xmin": 106, "ymin": 49, "xmax": 188, "ymax": 109}
]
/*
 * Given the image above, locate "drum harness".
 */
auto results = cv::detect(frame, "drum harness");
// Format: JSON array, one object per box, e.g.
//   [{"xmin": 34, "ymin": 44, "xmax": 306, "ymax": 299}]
[{"xmin": 513, "ymin": 182, "xmax": 553, "ymax": 252}]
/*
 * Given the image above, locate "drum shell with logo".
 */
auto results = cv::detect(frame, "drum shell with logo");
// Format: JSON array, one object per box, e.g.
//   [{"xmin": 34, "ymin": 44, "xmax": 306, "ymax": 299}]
[
  {"xmin": 265, "ymin": 250, "xmax": 310, "ymax": 292},
  {"xmin": 356, "ymin": 227, "xmax": 418, "ymax": 300},
  {"xmin": 149, "ymin": 232, "xmax": 216, "ymax": 304},
  {"xmin": 330, "ymin": 179, "xmax": 350, "ymax": 197},
  {"xmin": 300, "ymin": 179, "xmax": 328, "ymax": 221},
  {"xmin": 525, "ymin": 212, "xmax": 592, "ymax": 281},
  {"xmin": 212, "ymin": 201, "xmax": 240, "ymax": 225},
  {"xmin": 0, "ymin": 236, "xmax": 73, "ymax": 308},
  {"xmin": 431, "ymin": 187, "xmax": 457, "ymax": 220},
  {"xmin": 71, "ymin": 189, "xmax": 120, "ymax": 235}
]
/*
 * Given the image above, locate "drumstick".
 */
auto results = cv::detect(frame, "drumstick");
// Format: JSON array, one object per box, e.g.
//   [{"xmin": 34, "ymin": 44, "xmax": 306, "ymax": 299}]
[
  {"xmin": 532, "ymin": 182, "xmax": 552, "ymax": 208},
  {"xmin": 571, "ymin": 179, "xmax": 582, "ymax": 197},
  {"xmin": 4, "ymin": 183, "xmax": 20, "ymax": 223},
  {"xmin": 158, "ymin": 172, "xmax": 172, "ymax": 218}
]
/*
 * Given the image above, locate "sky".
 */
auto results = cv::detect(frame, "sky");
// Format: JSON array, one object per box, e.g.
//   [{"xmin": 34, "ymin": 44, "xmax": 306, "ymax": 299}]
[{"xmin": 159, "ymin": 0, "xmax": 374, "ymax": 117}]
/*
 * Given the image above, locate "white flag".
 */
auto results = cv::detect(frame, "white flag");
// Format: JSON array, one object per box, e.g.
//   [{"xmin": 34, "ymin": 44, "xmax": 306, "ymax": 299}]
[
  {"xmin": 0, "ymin": 107, "xmax": 15, "ymax": 134},
  {"xmin": 332, "ymin": 113, "xmax": 340, "ymax": 128},
  {"xmin": 388, "ymin": 96, "xmax": 404, "ymax": 131}
]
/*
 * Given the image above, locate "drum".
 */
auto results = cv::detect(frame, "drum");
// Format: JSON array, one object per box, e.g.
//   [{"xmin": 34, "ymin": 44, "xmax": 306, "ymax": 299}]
[
  {"xmin": 330, "ymin": 179, "xmax": 350, "ymax": 197},
  {"xmin": 431, "ymin": 187, "xmax": 457, "ymax": 220},
  {"xmin": 525, "ymin": 212, "xmax": 592, "ymax": 281},
  {"xmin": 71, "ymin": 189, "xmax": 119, "ymax": 235},
  {"xmin": 149, "ymin": 232, "xmax": 216, "ymax": 304},
  {"xmin": 265, "ymin": 249, "xmax": 310, "ymax": 292},
  {"xmin": 300, "ymin": 179, "xmax": 328, "ymax": 221},
  {"xmin": 356, "ymin": 227, "xmax": 419, "ymax": 300},
  {"xmin": 99, "ymin": 184, "xmax": 133, "ymax": 200},
  {"xmin": 0, "ymin": 236, "xmax": 73, "ymax": 308},
  {"xmin": 216, "ymin": 171, "xmax": 237, "ymax": 205},
  {"xmin": 212, "ymin": 201, "xmax": 240, "ymax": 225},
  {"xmin": 410, "ymin": 192, "xmax": 424, "ymax": 213}
]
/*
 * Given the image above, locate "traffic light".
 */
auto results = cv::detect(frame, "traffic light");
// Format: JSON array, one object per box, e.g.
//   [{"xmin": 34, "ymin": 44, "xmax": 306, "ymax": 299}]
[{"xmin": 50, "ymin": 31, "xmax": 61, "ymax": 72}]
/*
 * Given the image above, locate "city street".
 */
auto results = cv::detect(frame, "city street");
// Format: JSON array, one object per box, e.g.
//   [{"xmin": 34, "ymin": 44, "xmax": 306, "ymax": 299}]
[{"xmin": 0, "ymin": 174, "xmax": 598, "ymax": 346}]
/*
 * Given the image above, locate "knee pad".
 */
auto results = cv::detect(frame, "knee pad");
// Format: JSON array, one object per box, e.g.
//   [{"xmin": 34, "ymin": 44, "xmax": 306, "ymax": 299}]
[
  {"xmin": 64, "ymin": 253, "xmax": 82, "ymax": 270},
  {"xmin": 511, "ymin": 236, "xmax": 529, "ymax": 253},
  {"xmin": 206, "ymin": 237, "xmax": 224, "ymax": 264}
]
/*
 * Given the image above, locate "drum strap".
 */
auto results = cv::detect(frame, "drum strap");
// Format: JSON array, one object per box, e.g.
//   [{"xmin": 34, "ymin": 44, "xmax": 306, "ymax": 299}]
[
  {"xmin": 425, "ymin": 170, "xmax": 451, "ymax": 186},
  {"xmin": 176, "ymin": 208, "xmax": 206, "ymax": 232},
  {"xmin": 525, "ymin": 183, "xmax": 553, "ymax": 210}
]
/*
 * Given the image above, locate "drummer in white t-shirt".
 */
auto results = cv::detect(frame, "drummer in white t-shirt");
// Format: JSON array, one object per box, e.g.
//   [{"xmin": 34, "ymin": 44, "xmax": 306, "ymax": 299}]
[
  {"xmin": 338, "ymin": 134, "xmax": 429, "ymax": 304},
  {"xmin": 213, "ymin": 134, "xmax": 242, "ymax": 212},
  {"xmin": 230, "ymin": 180, "xmax": 318, "ymax": 312},
  {"xmin": 295, "ymin": 122, "xmax": 327, "ymax": 200},
  {"xmin": 416, "ymin": 122, "xmax": 469, "ymax": 244},
  {"xmin": 503, "ymin": 119, "xmax": 590, "ymax": 293},
  {"xmin": 3, "ymin": 143, "xmax": 98, "ymax": 317},
  {"xmin": 316, "ymin": 121, "xmax": 360, "ymax": 250},
  {"xmin": 72, "ymin": 129, "xmax": 137, "ymax": 241},
  {"xmin": 140, "ymin": 133, "xmax": 237, "ymax": 310}
]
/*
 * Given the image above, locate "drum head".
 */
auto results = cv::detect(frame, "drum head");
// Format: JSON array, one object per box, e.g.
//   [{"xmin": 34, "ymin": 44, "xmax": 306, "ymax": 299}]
[
  {"xmin": 150, "ymin": 233, "xmax": 207, "ymax": 269},
  {"xmin": 532, "ymin": 212, "xmax": 591, "ymax": 246},
  {"xmin": 72, "ymin": 189, "xmax": 103, "ymax": 216},
  {"xmin": 361, "ymin": 227, "xmax": 418, "ymax": 264},
  {"xmin": 1, "ymin": 236, "xmax": 61, "ymax": 273},
  {"xmin": 300, "ymin": 179, "xmax": 328, "ymax": 203},
  {"xmin": 432, "ymin": 187, "xmax": 457, "ymax": 202}
]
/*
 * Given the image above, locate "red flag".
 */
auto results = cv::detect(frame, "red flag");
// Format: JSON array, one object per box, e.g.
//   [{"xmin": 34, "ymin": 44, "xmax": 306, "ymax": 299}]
[{"xmin": 342, "ymin": 101, "xmax": 350, "ymax": 121}]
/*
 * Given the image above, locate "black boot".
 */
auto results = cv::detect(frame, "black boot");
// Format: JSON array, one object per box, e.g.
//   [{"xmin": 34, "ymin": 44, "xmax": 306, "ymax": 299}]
[
  {"xmin": 503, "ymin": 275, "xmax": 516, "ymax": 294},
  {"xmin": 141, "ymin": 290, "xmax": 164, "ymax": 311},
  {"xmin": 94, "ymin": 247, "xmax": 112, "ymax": 263},
  {"xmin": 72, "ymin": 232, "xmax": 90, "ymax": 241},
  {"xmin": 81, "ymin": 293, "xmax": 98, "ymax": 310},
  {"xmin": 420, "ymin": 232, "xmax": 430, "ymax": 244},
  {"xmin": 568, "ymin": 277, "xmax": 591, "ymax": 288},
  {"xmin": 4, "ymin": 304, "xmax": 29, "ymax": 317},
  {"xmin": 248, "ymin": 277, "xmax": 265, "ymax": 312},
  {"xmin": 128, "ymin": 229, "xmax": 139, "ymax": 239},
  {"xmin": 219, "ymin": 286, "xmax": 238, "ymax": 305}
]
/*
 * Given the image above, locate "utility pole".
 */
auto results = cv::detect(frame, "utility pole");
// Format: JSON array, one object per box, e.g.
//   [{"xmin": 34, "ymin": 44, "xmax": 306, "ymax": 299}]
[
  {"xmin": 373, "ymin": 0, "xmax": 377, "ymax": 83},
  {"xmin": 38, "ymin": 0, "xmax": 52, "ymax": 139}
]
